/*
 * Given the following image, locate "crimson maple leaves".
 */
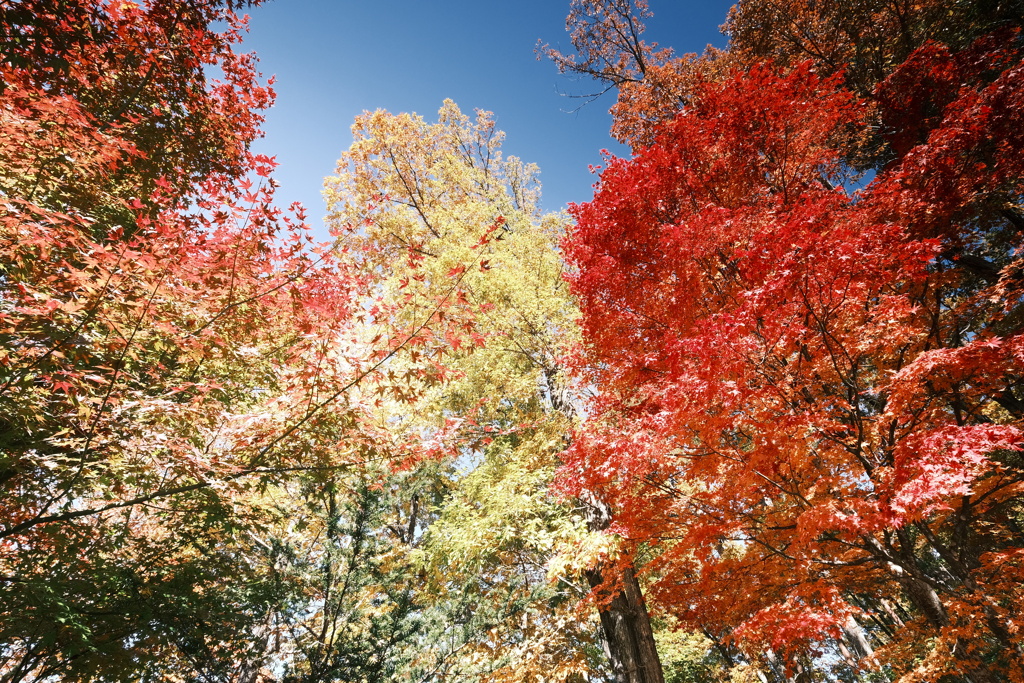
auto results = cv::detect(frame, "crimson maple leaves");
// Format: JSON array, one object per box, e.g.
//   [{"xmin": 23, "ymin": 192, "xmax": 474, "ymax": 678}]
[{"xmin": 562, "ymin": 29, "xmax": 1024, "ymax": 682}]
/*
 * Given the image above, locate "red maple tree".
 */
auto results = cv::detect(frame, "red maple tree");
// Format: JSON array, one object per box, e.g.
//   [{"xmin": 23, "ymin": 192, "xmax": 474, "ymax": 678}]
[{"xmin": 562, "ymin": 34, "xmax": 1024, "ymax": 681}]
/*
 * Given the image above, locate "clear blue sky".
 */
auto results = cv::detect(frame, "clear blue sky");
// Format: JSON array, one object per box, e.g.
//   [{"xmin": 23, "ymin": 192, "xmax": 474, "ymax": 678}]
[{"xmin": 242, "ymin": 0, "xmax": 734, "ymax": 234}]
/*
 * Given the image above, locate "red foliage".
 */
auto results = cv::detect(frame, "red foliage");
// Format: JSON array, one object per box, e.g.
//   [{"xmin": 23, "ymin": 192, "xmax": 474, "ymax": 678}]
[
  {"xmin": 0, "ymin": 2, "xmax": 412, "ymax": 676},
  {"xmin": 0, "ymin": 0, "xmax": 273, "ymax": 206},
  {"xmin": 563, "ymin": 37, "xmax": 1024, "ymax": 679}
]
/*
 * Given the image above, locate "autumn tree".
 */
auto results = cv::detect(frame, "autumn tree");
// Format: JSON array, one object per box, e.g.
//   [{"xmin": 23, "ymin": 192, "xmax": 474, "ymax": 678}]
[
  {"xmin": 546, "ymin": 0, "xmax": 1024, "ymax": 152},
  {"xmin": 0, "ymin": 1, "xmax": 431, "ymax": 679},
  {"xmin": 541, "ymin": 0, "xmax": 733, "ymax": 148},
  {"xmin": 563, "ymin": 30, "xmax": 1024, "ymax": 683},
  {"xmin": 321, "ymin": 100, "xmax": 675, "ymax": 683},
  {"xmin": 725, "ymin": 0, "xmax": 1024, "ymax": 97},
  {"xmin": 321, "ymin": 100, "xmax": 601, "ymax": 682}
]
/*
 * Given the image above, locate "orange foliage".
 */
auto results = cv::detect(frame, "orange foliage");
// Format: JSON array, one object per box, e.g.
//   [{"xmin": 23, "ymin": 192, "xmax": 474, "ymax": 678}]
[{"xmin": 563, "ymin": 35, "xmax": 1024, "ymax": 681}]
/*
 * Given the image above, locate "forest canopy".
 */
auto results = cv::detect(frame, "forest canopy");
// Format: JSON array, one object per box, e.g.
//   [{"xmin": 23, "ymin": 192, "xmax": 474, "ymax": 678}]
[{"xmin": 1, "ymin": 1, "xmax": 1023, "ymax": 682}]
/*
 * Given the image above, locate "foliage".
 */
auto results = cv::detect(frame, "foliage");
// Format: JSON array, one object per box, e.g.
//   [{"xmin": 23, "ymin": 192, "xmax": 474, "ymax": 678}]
[
  {"xmin": 548, "ymin": 0, "xmax": 1024, "ymax": 152},
  {"xmin": 8, "ymin": 1, "xmax": 1024, "ymax": 681},
  {"xmin": 540, "ymin": 0, "xmax": 733, "ymax": 148},
  {"xmin": 562, "ymin": 27, "xmax": 1024, "ymax": 683},
  {"xmin": 265, "ymin": 468, "xmax": 431, "ymax": 683},
  {"xmin": 0, "ymin": 0, "xmax": 274, "ymax": 233},
  {"xmin": 324, "ymin": 101, "xmax": 610, "ymax": 683},
  {"xmin": 725, "ymin": 0, "xmax": 1024, "ymax": 97},
  {"xmin": 0, "ymin": 1, "xmax": 423, "ymax": 679}
]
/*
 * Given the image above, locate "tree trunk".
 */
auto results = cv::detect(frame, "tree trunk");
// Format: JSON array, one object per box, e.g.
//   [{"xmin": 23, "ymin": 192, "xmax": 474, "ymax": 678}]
[
  {"xmin": 584, "ymin": 562, "xmax": 665, "ymax": 683},
  {"xmin": 541, "ymin": 369, "xmax": 666, "ymax": 683},
  {"xmin": 890, "ymin": 563, "xmax": 1002, "ymax": 683},
  {"xmin": 581, "ymin": 493, "xmax": 665, "ymax": 683}
]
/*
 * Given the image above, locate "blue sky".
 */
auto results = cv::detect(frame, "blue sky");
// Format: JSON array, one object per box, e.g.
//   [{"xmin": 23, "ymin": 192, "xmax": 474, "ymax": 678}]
[{"xmin": 242, "ymin": 0, "xmax": 734, "ymax": 234}]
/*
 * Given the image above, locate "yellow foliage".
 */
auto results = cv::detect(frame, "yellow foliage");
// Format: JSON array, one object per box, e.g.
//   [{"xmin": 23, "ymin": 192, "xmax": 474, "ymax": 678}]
[{"xmin": 324, "ymin": 100, "xmax": 606, "ymax": 680}]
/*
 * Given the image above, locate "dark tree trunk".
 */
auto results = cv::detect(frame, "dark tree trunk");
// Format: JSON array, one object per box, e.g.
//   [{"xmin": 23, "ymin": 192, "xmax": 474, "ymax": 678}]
[
  {"xmin": 540, "ymin": 368, "xmax": 665, "ymax": 683},
  {"xmin": 583, "ymin": 551, "xmax": 665, "ymax": 683}
]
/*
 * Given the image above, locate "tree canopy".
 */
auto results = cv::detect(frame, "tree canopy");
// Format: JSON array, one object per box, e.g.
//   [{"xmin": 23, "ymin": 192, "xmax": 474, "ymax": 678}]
[{"xmin": 2, "ymin": 1, "xmax": 1023, "ymax": 682}]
